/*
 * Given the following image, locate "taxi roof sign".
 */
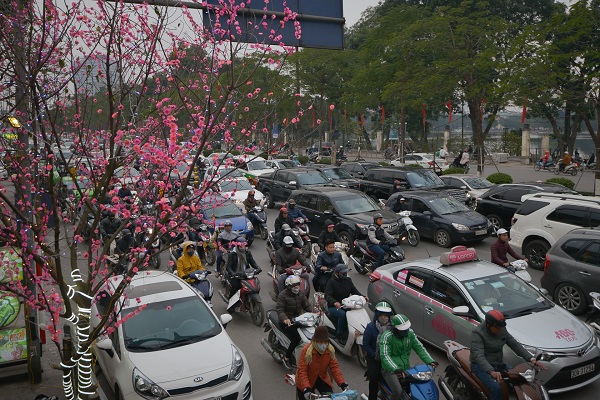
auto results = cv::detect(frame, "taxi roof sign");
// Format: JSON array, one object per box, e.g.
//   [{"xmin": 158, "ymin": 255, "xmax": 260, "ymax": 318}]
[{"xmin": 440, "ymin": 246, "xmax": 478, "ymax": 266}]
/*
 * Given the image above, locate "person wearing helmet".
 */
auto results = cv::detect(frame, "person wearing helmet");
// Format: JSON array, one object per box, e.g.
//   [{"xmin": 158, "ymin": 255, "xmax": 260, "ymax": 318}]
[
  {"xmin": 390, "ymin": 179, "xmax": 404, "ymax": 196},
  {"xmin": 296, "ymin": 325, "xmax": 349, "ymax": 400},
  {"xmin": 470, "ymin": 311, "xmax": 546, "ymax": 400},
  {"xmin": 325, "ymin": 264, "xmax": 366, "ymax": 343},
  {"xmin": 559, "ymin": 150, "xmax": 571, "ymax": 172},
  {"xmin": 274, "ymin": 235, "xmax": 311, "ymax": 292},
  {"xmin": 273, "ymin": 223, "xmax": 303, "ymax": 251},
  {"xmin": 460, "ymin": 148, "xmax": 470, "ymax": 167},
  {"xmin": 491, "ymin": 228, "xmax": 528, "ymax": 268},
  {"xmin": 317, "ymin": 219, "xmax": 341, "ymax": 250},
  {"xmin": 313, "ymin": 239, "xmax": 344, "ymax": 292},
  {"xmin": 114, "ymin": 228, "xmax": 134, "ymax": 256},
  {"xmin": 274, "ymin": 207, "xmax": 295, "ymax": 233},
  {"xmin": 541, "ymin": 150, "xmax": 551, "ymax": 167},
  {"xmin": 224, "ymin": 237, "xmax": 261, "ymax": 298},
  {"xmin": 367, "ymin": 213, "xmax": 397, "ymax": 270},
  {"xmin": 363, "ymin": 302, "xmax": 393, "ymax": 400},
  {"xmin": 380, "ymin": 314, "xmax": 438, "ymax": 400},
  {"xmin": 100, "ymin": 210, "xmax": 120, "ymax": 242},
  {"xmin": 285, "ymin": 198, "xmax": 309, "ymax": 222},
  {"xmin": 243, "ymin": 189, "xmax": 259, "ymax": 222},
  {"xmin": 336, "ymin": 145, "xmax": 345, "ymax": 161},
  {"xmin": 177, "ymin": 242, "xmax": 209, "ymax": 304},
  {"xmin": 390, "ymin": 196, "xmax": 406, "ymax": 213},
  {"xmin": 276, "ymin": 275, "xmax": 312, "ymax": 369},
  {"xmin": 216, "ymin": 220, "xmax": 239, "ymax": 276}
]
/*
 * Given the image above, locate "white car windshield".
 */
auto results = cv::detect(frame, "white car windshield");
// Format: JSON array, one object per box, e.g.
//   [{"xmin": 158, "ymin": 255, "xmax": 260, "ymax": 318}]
[
  {"xmin": 247, "ymin": 160, "xmax": 269, "ymax": 170},
  {"xmin": 405, "ymin": 170, "xmax": 444, "ymax": 188},
  {"xmin": 218, "ymin": 168, "xmax": 245, "ymax": 178},
  {"xmin": 220, "ymin": 180, "xmax": 253, "ymax": 192},
  {"xmin": 334, "ymin": 195, "xmax": 380, "ymax": 215},
  {"xmin": 463, "ymin": 177, "xmax": 493, "ymax": 189},
  {"xmin": 428, "ymin": 197, "xmax": 470, "ymax": 215},
  {"xmin": 462, "ymin": 272, "xmax": 552, "ymax": 317},
  {"xmin": 122, "ymin": 296, "xmax": 221, "ymax": 352}
]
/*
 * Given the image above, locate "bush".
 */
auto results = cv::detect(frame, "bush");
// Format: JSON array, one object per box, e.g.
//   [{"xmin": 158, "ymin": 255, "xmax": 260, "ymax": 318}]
[
  {"xmin": 297, "ymin": 155, "xmax": 309, "ymax": 165},
  {"xmin": 545, "ymin": 177, "xmax": 575, "ymax": 189},
  {"xmin": 442, "ymin": 167, "xmax": 468, "ymax": 175},
  {"xmin": 404, "ymin": 164, "xmax": 423, "ymax": 169},
  {"xmin": 487, "ymin": 172, "xmax": 513, "ymax": 184},
  {"xmin": 319, "ymin": 157, "xmax": 332, "ymax": 165}
]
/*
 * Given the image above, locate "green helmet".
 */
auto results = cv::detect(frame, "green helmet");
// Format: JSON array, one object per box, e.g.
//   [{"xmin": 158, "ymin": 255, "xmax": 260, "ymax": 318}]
[
  {"xmin": 375, "ymin": 301, "xmax": 392, "ymax": 314},
  {"xmin": 391, "ymin": 314, "xmax": 411, "ymax": 331}
]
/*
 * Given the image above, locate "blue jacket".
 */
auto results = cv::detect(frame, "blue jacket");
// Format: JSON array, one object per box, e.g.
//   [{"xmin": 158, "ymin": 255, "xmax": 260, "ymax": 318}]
[
  {"xmin": 363, "ymin": 312, "xmax": 390, "ymax": 359},
  {"xmin": 315, "ymin": 251, "xmax": 343, "ymax": 273},
  {"xmin": 286, "ymin": 204, "xmax": 307, "ymax": 220}
]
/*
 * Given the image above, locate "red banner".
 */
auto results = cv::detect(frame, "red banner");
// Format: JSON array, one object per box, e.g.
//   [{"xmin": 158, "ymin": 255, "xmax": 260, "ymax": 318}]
[
  {"xmin": 446, "ymin": 101, "xmax": 453, "ymax": 123},
  {"xmin": 421, "ymin": 103, "xmax": 427, "ymax": 127},
  {"xmin": 381, "ymin": 105, "xmax": 385, "ymax": 128},
  {"xmin": 521, "ymin": 98, "xmax": 527, "ymax": 124}
]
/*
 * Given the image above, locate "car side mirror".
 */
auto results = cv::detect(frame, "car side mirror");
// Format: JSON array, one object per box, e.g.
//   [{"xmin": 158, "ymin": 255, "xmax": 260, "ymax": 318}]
[
  {"xmin": 324, "ymin": 210, "xmax": 333, "ymax": 215},
  {"xmin": 357, "ymin": 171, "xmax": 364, "ymax": 176},
  {"xmin": 423, "ymin": 211, "xmax": 432, "ymax": 216},
  {"xmin": 452, "ymin": 305, "xmax": 471, "ymax": 316},
  {"xmin": 538, "ymin": 287, "xmax": 549, "ymax": 296},
  {"xmin": 96, "ymin": 338, "xmax": 114, "ymax": 358},
  {"xmin": 460, "ymin": 185, "xmax": 467, "ymax": 189},
  {"xmin": 289, "ymin": 180, "xmax": 298, "ymax": 187},
  {"xmin": 220, "ymin": 314, "xmax": 233, "ymax": 327}
]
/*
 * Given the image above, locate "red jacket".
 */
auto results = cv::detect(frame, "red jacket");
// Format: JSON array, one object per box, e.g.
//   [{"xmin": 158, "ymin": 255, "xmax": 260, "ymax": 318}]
[
  {"xmin": 490, "ymin": 239, "xmax": 521, "ymax": 266},
  {"xmin": 296, "ymin": 343, "xmax": 345, "ymax": 391}
]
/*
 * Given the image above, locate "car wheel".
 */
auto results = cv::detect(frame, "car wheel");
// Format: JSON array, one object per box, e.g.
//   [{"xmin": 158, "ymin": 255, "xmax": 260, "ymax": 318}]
[
  {"xmin": 338, "ymin": 230, "xmax": 354, "ymax": 253},
  {"xmin": 487, "ymin": 214, "xmax": 503, "ymax": 230},
  {"xmin": 264, "ymin": 192, "xmax": 275, "ymax": 209},
  {"xmin": 434, "ymin": 229, "xmax": 452, "ymax": 248},
  {"xmin": 524, "ymin": 239, "xmax": 550, "ymax": 270},
  {"xmin": 555, "ymin": 283, "xmax": 588, "ymax": 315}
]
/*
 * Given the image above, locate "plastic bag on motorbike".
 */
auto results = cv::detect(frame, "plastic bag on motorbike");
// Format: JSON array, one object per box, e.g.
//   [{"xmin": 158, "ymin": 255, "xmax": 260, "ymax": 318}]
[{"xmin": 331, "ymin": 390, "xmax": 358, "ymax": 400}]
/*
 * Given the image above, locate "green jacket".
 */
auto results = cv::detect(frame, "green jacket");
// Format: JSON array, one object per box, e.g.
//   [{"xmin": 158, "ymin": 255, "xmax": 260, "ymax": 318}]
[{"xmin": 379, "ymin": 329, "xmax": 435, "ymax": 372}]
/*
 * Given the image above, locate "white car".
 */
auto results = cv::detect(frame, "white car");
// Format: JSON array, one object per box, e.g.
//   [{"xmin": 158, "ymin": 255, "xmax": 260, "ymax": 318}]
[
  {"xmin": 113, "ymin": 167, "xmax": 141, "ymax": 187},
  {"xmin": 213, "ymin": 178, "xmax": 264, "ymax": 208},
  {"xmin": 440, "ymin": 174, "xmax": 495, "ymax": 203},
  {"xmin": 391, "ymin": 153, "xmax": 448, "ymax": 172},
  {"xmin": 91, "ymin": 271, "xmax": 253, "ymax": 400},
  {"xmin": 240, "ymin": 156, "xmax": 274, "ymax": 178}
]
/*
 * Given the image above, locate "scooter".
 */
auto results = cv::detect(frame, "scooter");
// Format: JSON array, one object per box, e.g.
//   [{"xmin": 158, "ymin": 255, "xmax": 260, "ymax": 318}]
[
  {"xmin": 310, "ymin": 242, "xmax": 350, "ymax": 268},
  {"xmin": 438, "ymin": 340, "xmax": 549, "ymax": 400},
  {"xmin": 248, "ymin": 204, "xmax": 269, "ymax": 240},
  {"xmin": 294, "ymin": 217, "xmax": 312, "ymax": 257},
  {"xmin": 533, "ymin": 159, "xmax": 556, "ymax": 172},
  {"xmin": 261, "ymin": 311, "xmax": 320, "ymax": 369},
  {"xmin": 314, "ymin": 293, "xmax": 370, "ymax": 369},
  {"xmin": 188, "ymin": 221, "xmax": 216, "ymax": 265},
  {"xmin": 218, "ymin": 267, "xmax": 265, "ymax": 326},
  {"xmin": 585, "ymin": 292, "xmax": 600, "ymax": 336},
  {"xmin": 554, "ymin": 162, "xmax": 578, "ymax": 176},
  {"xmin": 268, "ymin": 262, "xmax": 312, "ymax": 302},
  {"xmin": 350, "ymin": 240, "xmax": 405, "ymax": 275},
  {"xmin": 185, "ymin": 270, "xmax": 214, "ymax": 307},
  {"xmin": 284, "ymin": 374, "xmax": 359, "ymax": 399},
  {"xmin": 139, "ymin": 224, "xmax": 161, "ymax": 269},
  {"xmin": 397, "ymin": 211, "xmax": 420, "ymax": 247},
  {"xmin": 361, "ymin": 364, "xmax": 439, "ymax": 400}
]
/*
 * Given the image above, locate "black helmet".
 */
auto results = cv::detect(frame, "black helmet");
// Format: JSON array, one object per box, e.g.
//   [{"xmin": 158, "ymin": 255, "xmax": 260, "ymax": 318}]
[
  {"xmin": 373, "ymin": 213, "xmax": 383, "ymax": 221},
  {"xmin": 485, "ymin": 310, "xmax": 506, "ymax": 327},
  {"xmin": 121, "ymin": 229, "xmax": 131, "ymax": 236}
]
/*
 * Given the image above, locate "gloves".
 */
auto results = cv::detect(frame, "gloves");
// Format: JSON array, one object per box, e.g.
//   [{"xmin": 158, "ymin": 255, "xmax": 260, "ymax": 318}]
[
  {"xmin": 340, "ymin": 382, "xmax": 349, "ymax": 391},
  {"xmin": 303, "ymin": 389, "xmax": 311, "ymax": 400}
]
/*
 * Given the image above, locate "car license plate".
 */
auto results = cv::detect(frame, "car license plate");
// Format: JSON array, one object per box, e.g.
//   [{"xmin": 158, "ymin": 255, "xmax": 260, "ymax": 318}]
[
  {"xmin": 475, "ymin": 230, "xmax": 486, "ymax": 235},
  {"xmin": 571, "ymin": 364, "xmax": 595, "ymax": 379}
]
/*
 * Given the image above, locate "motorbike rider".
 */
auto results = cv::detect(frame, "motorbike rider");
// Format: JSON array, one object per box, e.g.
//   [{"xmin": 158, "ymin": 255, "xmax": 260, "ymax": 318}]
[
  {"xmin": 296, "ymin": 325, "xmax": 349, "ymax": 400},
  {"xmin": 490, "ymin": 228, "xmax": 528, "ymax": 268},
  {"xmin": 540, "ymin": 150, "xmax": 551, "ymax": 167},
  {"xmin": 100, "ymin": 211, "xmax": 120, "ymax": 243},
  {"xmin": 380, "ymin": 314, "xmax": 439, "ymax": 400},
  {"xmin": 459, "ymin": 148, "xmax": 470, "ymax": 167},
  {"xmin": 224, "ymin": 237, "xmax": 261, "ymax": 298},
  {"xmin": 389, "ymin": 180, "xmax": 404, "ymax": 196},
  {"xmin": 336, "ymin": 146, "xmax": 345, "ymax": 160},
  {"xmin": 114, "ymin": 228, "xmax": 134, "ymax": 256},
  {"xmin": 117, "ymin": 183, "xmax": 133, "ymax": 199},
  {"xmin": 243, "ymin": 189, "xmax": 259, "ymax": 224},
  {"xmin": 313, "ymin": 239, "xmax": 344, "ymax": 292},
  {"xmin": 558, "ymin": 150, "xmax": 571, "ymax": 172},
  {"xmin": 367, "ymin": 213, "xmax": 398, "ymax": 270},
  {"xmin": 273, "ymin": 223, "xmax": 303, "ymax": 251},
  {"xmin": 317, "ymin": 219, "xmax": 341, "ymax": 251},
  {"xmin": 390, "ymin": 196, "xmax": 406, "ymax": 213},
  {"xmin": 470, "ymin": 310, "xmax": 546, "ymax": 400},
  {"xmin": 285, "ymin": 198, "xmax": 309, "ymax": 222},
  {"xmin": 216, "ymin": 220, "xmax": 240, "ymax": 277},
  {"xmin": 363, "ymin": 302, "xmax": 393, "ymax": 400},
  {"xmin": 177, "ymin": 242, "xmax": 212, "ymax": 304},
  {"xmin": 324, "ymin": 264, "xmax": 367, "ymax": 342},
  {"xmin": 274, "ymin": 236, "xmax": 311, "ymax": 292},
  {"xmin": 274, "ymin": 207, "xmax": 295, "ymax": 233},
  {"xmin": 276, "ymin": 275, "xmax": 313, "ymax": 369}
]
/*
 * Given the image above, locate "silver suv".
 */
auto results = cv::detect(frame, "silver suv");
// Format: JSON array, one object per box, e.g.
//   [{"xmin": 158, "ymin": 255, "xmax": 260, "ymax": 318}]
[{"xmin": 510, "ymin": 193, "xmax": 600, "ymax": 270}]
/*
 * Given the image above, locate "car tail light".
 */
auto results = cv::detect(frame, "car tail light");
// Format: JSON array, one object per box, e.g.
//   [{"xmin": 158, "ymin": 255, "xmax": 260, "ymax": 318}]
[
  {"xmin": 544, "ymin": 254, "xmax": 550, "ymax": 272},
  {"xmin": 369, "ymin": 271, "xmax": 381, "ymax": 283}
]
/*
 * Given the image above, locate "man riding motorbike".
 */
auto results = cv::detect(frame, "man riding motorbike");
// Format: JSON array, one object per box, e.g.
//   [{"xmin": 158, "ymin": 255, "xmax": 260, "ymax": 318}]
[
  {"xmin": 274, "ymin": 236, "xmax": 312, "ymax": 292},
  {"xmin": 100, "ymin": 211, "xmax": 121, "ymax": 244},
  {"xmin": 380, "ymin": 314, "xmax": 439, "ymax": 400},
  {"xmin": 274, "ymin": 207, "xmax": 295, "ymax": 233},
  {"xmin": 490, "ymin": 228, "xmax": 528, "ymax": 268},
  {"xmin": 313, "ymin": 239, "xmax": 344, "ymax": 292},
  {"xmin": 470, "ymin": 310, "xmax": 546, "ymax": 400},
  {"xmin": 367, "ymin": 213, "xmax": 398, "ymax": 270},
  {"xmin": 317, "ymin": 219, "xmax": 341, "ymax": 251},
  {"xmin": 276, "ymin": 275, "xmax": 313, "ymax": 369},
  {"xmin": 324, "ymin": 264, "xmax": 367, "ymax": 343},
  {"xmin": 273, "ymin": 223, "xmax": 303, "ymax": 251},
  {"xmin": 243, "ymin": 189, "xmax": 259, "ymax": 224},
  {"xmin": 363, "ymin": 301, "xmax": 393, "ymax": 400},
  {"xmin": 390, "ymin": 197, "xmax": 407, "ymax": 213},
  {"xmin": 285, "ymin": 198, "xmax": 309, "ymax": 222},
  {"xmin": 177, "ymin": 242, "xmax": 212, "ymax": 305},
  {"xmin": 224, "ymin": 237, "xmax": 261, "ymax": 299},
  {"xmin": 216, "ymin": 220, "xmax": 239, "ymax": 276}
]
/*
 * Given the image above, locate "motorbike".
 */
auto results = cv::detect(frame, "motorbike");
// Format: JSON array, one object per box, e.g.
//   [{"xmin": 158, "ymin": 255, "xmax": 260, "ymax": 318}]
[
  {"xmin": 284, "ymin": 374, "xmax": 359, "ymax": 399},
  {"xmin": 554, "ymin": 162, "xmax": 579, "ymax": 176},
  {"xmin": 349, "ymin": 240, "xmax": 405, "ymax": 275},
  {"xmin": 585, "ymin": 291, "xmax": 600, "ymax": 336},
  {"xmin": 361, "ymin": 364, "xmax": 439, "ymax": 400},
  {"xmin": 218, "ymin": 266, "xmax": 265, "ymax": 326},
  {"xmin": 188, "ymin": 222, "xmax": 216, "ymax": 266},
  {"xmin": 261, "ymin": 310, "xmax": 320, "ymax": 369},
  {"xmin": 294, "ymin": 217, "xmax": 312, "ymax": 257},
  {"xmin": 185, "ymin": 270, "xmax": 214, "ymax": 307},
  {"xmin": 506, "ymin": 259, "xmax": 532, "ymax": 282},
  {"xmin": 311, "ymin": 242, "xmax": 350, "ymax": 267},
  {"xmin": 335, "ymin": 154, "xmax": 348, "ymax": 166},
  {"xmin": 533, "ymin": 159, "xmax": 556, "ymax": 172},
  {"xmin": 314, "ymin": 293, "xmax": 370, "ymax": 369},
  {"xmin": 438, "ymin": 340, "xmax": 549, "ymax": 400},
  {"xmin": 248, "ymin": 204, "xmax": 269, "ymax": 240},
  {"xmin": 397, "ymin": 211, "xmax": 420, "ymax": 247},
  {"xmin": 138, "ymin": 224, "xmax": 161, "ymax": 269},
  {"xmin": 268, "ymin": 261, "xmax": 312, "ymax": 302},
  {"xmin": 309, "ymin": 152, "xmax": 320, "ymax": 163}
]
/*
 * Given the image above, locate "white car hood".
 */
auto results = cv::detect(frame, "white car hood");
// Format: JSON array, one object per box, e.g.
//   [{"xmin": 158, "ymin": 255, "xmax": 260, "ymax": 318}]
[
  {"xmin": 127, "ymin": 331, "xmax": 234, "ymax": 385},
  {"xmin": 507, "ymin": 306, "xmax": 593, "ymax": 351},
  {"xmin": 246, "ymin": 168, "xmax": 274, "ymax": 177}
]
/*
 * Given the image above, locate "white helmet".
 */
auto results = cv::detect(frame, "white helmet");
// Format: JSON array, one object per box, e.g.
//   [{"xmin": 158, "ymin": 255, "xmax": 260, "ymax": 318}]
[
  {"xmin": 283, "ymin": 236, "xmax": 294, "ymax": 246},
  {"xmin": 285, "ymin": 275, "xmax": 301, "ymax": 287}
]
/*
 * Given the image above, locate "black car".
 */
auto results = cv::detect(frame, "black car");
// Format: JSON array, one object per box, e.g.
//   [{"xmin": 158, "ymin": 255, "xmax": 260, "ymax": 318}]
[
  {"xmin": 387, "ymin": 191, "xmax": 493, "ymax": 247},
  {"xmin": 312, "ymin": 165, "xmax": 360, "ymax": 190},
  {"xmin": 288, "ymin": 187, "xmax": 400, "ymax": 251},
  {"xmin": 474, "ymin": 182, "xmax": 577, "ymax": 229},
  {"xmin": 339, "ymin": 161, "xmax": 379, "ymax": 178}
]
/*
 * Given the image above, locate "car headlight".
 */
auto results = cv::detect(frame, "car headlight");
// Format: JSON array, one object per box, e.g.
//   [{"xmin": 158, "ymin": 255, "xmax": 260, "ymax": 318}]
[
  {"xmin": 132, "ymin": 367, "xmax": 170, "ymax": 399},
  {"xmin": 246, "ymin": 220, "xmax": 253, "ymax": 230},
  {"xmin": 452, "ymin": 223, "xmax": 469, "ymax": 231},
  {"xmin": 466, "ymin": 192, "xmax": 472, "ymax": 199},
  {"xmin": 229, "ymin": 345, "xmax": 244, "ymax": 381},
  {"xmin": 522, "ymin": 345, "xmax": 557, "ymax": 362}
]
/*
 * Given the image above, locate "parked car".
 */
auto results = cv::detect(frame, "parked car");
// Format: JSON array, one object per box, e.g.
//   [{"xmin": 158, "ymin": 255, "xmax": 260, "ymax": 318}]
[
  {"xmin": 339, "ymin": 161, "xmax": 379, "ymax": 179},
  {"xmin": 265, "ymin": 159, "xmax": 297, "ymax": 170},
  {"xmin": 440, "ymin": 174, "xmax": 495, "ymax": 205},
  {"xmin": 256, "ymin": 167, "xmax": 333, "ymax": 209},
  {"xmin": 367, "ymin": 247, "xmax": 600, "ymax": 393},
  {"xmin": 237, "ymin": 156, "xmax": 274, "ymax": 180},
  {"xmin": 391, "ymin": 153, "xmax": 448, "ymax": 173},
  {"xmin": 311, "ymin": 165, "xmax": 361, "ymax": 190},
  {"xmin": 510, "ymin": 193, "xmax": 600, "ymax": 270},
  {"xmin": 541, "ymin": 228, "xmax": 600, "ymax": 315},
  {"xmin": 287, "ymin": 187, "xmax": 400, "ymax": 251},
  {"xmin": 91, "ymin": 271, "xmax": 252, "ymax": 400},
  {"xmin": 387, "ymin": 191, "xmax": 493, "ymax": 247},
  {"xmin": 209, "ymin": 178, "xmax": 264, "ymax": 209},
  {"xmin": 199, "ymin": 194, "xmax": 254, "ymax": 245},
  {"xmin": 203, "ymin": 165, "xmax": 246, "ymax": 183},
  {"xmin": 474, "ymin": 182, "xmax": 577, "ymax": 230}
]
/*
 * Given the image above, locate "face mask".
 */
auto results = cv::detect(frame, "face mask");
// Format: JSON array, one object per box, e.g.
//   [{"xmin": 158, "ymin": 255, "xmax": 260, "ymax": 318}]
[
  {"xmin": 187, "ymin": 250, "xmax": 195, "ymax": 256},
  {"xmin": 336, "ymin": 272, "xmax": 347, "ymax": 280},
  {"xmin": 315, "ymin": 342, "xmax": 328, "ymax": 353},
  {"xmin": 289, "ymin": 204, "xmax": 295, "ymax": 209},
  {"xmin": 394, "ymin": 329, "xmax": 409, "ymax": 338},
  {"xmin": 291, "ymin": 286, "xmax": 300, "ymax": 294},
  {"xmin": 284, "ymin": 245, "xmax": 293, "ymax": 252},
  {"xmin": 377, "ymin": 315, "xmax": 389, "ymax": 325}
]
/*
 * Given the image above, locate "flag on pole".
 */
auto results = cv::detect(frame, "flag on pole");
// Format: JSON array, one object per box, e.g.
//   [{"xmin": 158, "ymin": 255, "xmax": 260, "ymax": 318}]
[
  {"xmin": 446, "ymin": 101, "xmax": 453, "ymax": 123},
  {"xmin": 421, "ymin": 103, "xmax": 427, "ymax": 127},
  {"xmin": 381, "ymin": 105, "xmax": 385, "ymax": 128},
  {"xmin": 359, "ymin": 113, "xmax": 364, "ymax": 128},
  {"xmin": 312, "ymin": 110, "xmax": 315, "ymax": 128},
  {"xmin": 521, "ymin": 98, "xmax": 527, "ymax": 124}
]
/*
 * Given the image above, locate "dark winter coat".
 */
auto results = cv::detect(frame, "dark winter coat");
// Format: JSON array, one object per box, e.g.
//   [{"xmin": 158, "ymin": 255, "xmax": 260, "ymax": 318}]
[{"xmin": 276, "ymin": 288, "xmax": 311, "ymax": 322}]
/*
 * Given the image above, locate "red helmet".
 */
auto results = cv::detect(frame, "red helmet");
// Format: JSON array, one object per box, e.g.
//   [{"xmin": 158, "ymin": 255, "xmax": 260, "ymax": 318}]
[
  {"xmin": 485, "ymin": 310, "xmax": 506, "ymax": 327},
  {"xmin": 280, "ymin": 207, "xmax": 288, "ymax": 213}
]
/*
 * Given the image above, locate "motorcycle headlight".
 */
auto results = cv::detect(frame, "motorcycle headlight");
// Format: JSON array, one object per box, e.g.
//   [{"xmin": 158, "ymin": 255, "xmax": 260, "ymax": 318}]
[
  {"xmin": 132, "ymin": 367, "xmax": 169, "ymax": 399},
  {"xmin": 246, "ymin": 220, "xmax": 253, "ymax": 230},
  {"xmin": 412, "ymin": 371, "xmax": 433, "ymax": 381},
  {"xmin": 228, "ymin": 345, "xmax": 244, "ymax": 381},
  {"xmin": 452, "ymin": 223, "xmax": 469, "ymax": 231}
]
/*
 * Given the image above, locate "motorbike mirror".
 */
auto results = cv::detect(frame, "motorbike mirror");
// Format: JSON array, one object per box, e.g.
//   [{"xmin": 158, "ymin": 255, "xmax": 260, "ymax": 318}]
[{"xmin": 220, "ymin": 314, "xmax": 233, "ymax": 327}]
